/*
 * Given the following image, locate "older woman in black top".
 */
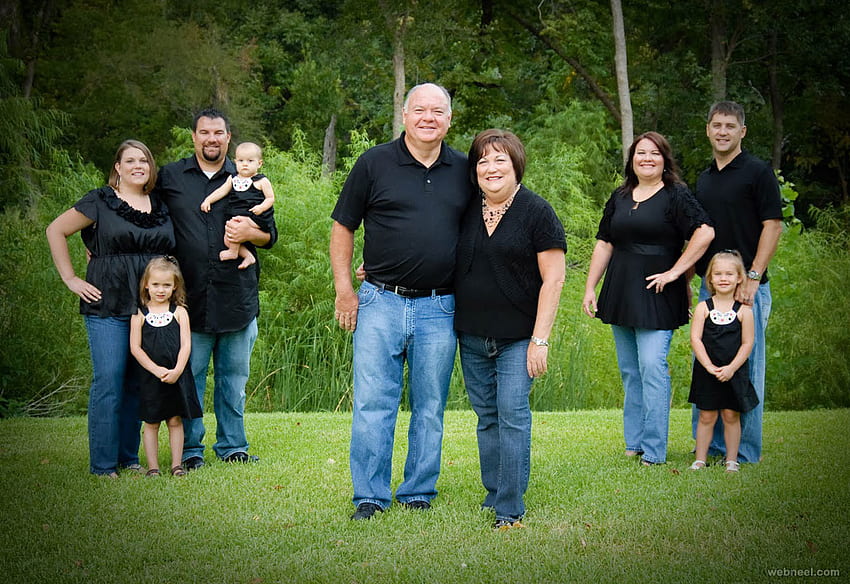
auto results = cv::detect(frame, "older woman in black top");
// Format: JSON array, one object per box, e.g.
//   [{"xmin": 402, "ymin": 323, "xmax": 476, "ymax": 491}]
[
  {"xmin": 47, "ymin": 140, "xmax": 174, "ymax": 477},
  {"xmin": 582, "ymin": 131, "xmax": 714, "ymax": 466},
  {"xmin": 455, "ymin": 129, "xmax": 566, "ymax": 529}
]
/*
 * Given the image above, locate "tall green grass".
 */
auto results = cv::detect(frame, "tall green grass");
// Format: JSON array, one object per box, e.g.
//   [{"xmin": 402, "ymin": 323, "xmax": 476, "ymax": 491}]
[{"xmin": 2, "ymin": 129, "xmax": 849, "ymax": 415}]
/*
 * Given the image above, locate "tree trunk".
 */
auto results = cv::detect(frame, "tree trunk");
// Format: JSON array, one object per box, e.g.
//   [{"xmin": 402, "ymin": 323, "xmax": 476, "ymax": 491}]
[
  {"xmin": 767, "ymin": 29, "xmax": 784, "ymax": 171},
  {"xmin": 710, "ymin": 0, "xmax": 728, "ymax": 101},
  {"xmin": 4, "ymin": 0, "xmax": 54, "ymax": 98},
  {"xmin": 392, "ymin": 21, "xmax": 406, "ymax": 139},
  {"xmin": 481, "ymin": 0, "xmax": 493, "ymax": 28},
  {"xmin": 322, "ymin": 114, "xmax": 337, "ymax": 177},
  {"xmin": 610, "ymin": 0, "xmax": 633, "ymax": 166},
  {"xmin": 379, "ymin": 1, "xmax": 411, "ymax": 140}
]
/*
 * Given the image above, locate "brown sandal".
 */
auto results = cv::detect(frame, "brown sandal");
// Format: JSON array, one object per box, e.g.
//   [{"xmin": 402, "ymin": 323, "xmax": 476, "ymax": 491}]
[
  {"xmin": 170, "ymin": 465, "xmax": 187, "ymax": 477},
  {"xmin": 145, "ymin": 469, "xmax": 161, "ymax": 477}
]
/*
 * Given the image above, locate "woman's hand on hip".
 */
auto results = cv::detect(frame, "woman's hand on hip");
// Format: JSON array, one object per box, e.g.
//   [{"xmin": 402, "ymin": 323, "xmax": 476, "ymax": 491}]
[
  {"xmin": 645, "ymin": 270, "xmax": 678, "ymax": 293},
  {"xmin": 65, "ymin": 276, "xmax": 102, "ymax": 304}
]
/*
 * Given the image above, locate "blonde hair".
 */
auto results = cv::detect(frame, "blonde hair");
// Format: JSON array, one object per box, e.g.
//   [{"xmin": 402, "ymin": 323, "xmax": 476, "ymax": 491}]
[
  {"xmin": 705, "ymin": 250, "xmax": 746, "ymax": 295},
  {"xmin": 139, "ymin": 256, "xmax": 187, "ymax": 307}
]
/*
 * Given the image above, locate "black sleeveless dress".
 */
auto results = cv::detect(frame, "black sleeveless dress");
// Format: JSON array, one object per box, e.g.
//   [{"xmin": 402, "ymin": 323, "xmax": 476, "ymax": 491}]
[
  {"xmin": 137, "ymin": 304, "xmax": 203, "ymax": 423},
  {"xmin": 226, "ymin": 173, "xmax": 274, "ymax": 232},
  {"xmin": 688, "ymin": 299, "xmax": 759, "ymax": 413}
]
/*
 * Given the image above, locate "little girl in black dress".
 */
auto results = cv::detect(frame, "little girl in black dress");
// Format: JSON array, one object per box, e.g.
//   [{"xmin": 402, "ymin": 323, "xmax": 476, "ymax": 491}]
[
  {"xmin": 130, "ymin": 256, "xmax": 202, "ymax": 476},
  {"xmin": 689, "ymin": 250, "xmax": 759, "ymax": 472}
]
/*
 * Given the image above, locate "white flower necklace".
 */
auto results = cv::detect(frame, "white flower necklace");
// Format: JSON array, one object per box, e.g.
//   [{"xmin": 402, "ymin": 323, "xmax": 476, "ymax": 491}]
[
  {"xmin": 232, "ymin": 175, "xmax": 253, "ymax": 192},
  {"xmin": 145, "ymin": 309, "xmax": 174, "ymax": 328}
]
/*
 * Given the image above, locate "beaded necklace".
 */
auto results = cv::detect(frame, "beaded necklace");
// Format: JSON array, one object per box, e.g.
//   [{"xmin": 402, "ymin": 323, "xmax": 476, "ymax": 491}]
[{"xmin": 482, "ymin": 184, "xmax": 521, "ymax": 229}]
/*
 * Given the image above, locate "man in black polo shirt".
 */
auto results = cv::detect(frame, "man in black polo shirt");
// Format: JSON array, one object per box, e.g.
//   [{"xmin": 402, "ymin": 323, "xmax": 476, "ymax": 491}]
[
  {"xmin": 692, "ymin": 101, "xmax": 783, "ymax": 464},
  {"xmin": 330, "ymin": 83, "xmax": 471, "ymax": 520},
  {"xmin": 156, "ymin": 109, "xmax": 276, "ymax": 469}
]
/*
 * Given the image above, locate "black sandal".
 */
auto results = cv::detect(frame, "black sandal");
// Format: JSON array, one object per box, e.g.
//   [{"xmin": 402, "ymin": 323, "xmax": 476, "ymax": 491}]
[
  {"xmin": 170, "ymin": 465, "xmax": 187, "ymax": 477},
  {"xmin": 145, "ymin": 468, "xmax": 161, "ymax": 477}
]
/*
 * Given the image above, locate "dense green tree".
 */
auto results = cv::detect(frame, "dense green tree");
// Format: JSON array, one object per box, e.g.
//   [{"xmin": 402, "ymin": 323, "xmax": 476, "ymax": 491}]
[
  {"xmin": 35, "ymin": 0, "xmax": 265, "ymax": 168},
  {"xmin": 0, "ymin": 36, "xmax": 66, "ymax": 210}
]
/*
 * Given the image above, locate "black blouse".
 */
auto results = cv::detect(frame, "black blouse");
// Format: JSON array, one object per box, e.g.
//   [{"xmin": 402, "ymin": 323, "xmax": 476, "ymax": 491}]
[
  {"xmin": 455, "ymin": 186, "xmax": 566, "ymax": 338},
  {"xmin": 74, "ymin": 186, "xmax": 174, "ymax": 317},
  {"xmin": 595, "ymin": 183, "xmax": 711, "ymax": 330}
]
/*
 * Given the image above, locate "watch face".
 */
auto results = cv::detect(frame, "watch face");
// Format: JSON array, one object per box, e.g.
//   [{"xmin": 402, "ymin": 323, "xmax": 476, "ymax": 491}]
[{"xmin": 748, "ymin": 270, "xmax": 760, "ymax": 280}]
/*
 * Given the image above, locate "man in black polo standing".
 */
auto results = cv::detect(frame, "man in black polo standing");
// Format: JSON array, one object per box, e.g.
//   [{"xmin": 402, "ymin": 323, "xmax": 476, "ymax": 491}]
[
  {"xmin": 156, "ymin": 109, "xmax": 276, "ymax": 469},
  {"xmin": 693, "ymin": 100, "xmax": 783, "ymax": 464},
  {"xmin": 330, "ymin": 83, "xmax": 471, "ymax": 520}
]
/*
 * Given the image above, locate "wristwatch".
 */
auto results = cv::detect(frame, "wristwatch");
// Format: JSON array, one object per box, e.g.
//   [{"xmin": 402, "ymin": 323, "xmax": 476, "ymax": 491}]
[
  {"xmin": 531, "ymin": 336, "xmax": 549, "ymax": 347},
  {"xmin": 747, "ymin": 270, "xmax": 761, "ymax": 281}
]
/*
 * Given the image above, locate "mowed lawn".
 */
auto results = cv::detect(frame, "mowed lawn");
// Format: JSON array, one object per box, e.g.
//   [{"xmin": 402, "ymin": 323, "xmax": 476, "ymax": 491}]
[{"xmin": 1, "ymin": 408, "xmax": 848, "ymax": 584}]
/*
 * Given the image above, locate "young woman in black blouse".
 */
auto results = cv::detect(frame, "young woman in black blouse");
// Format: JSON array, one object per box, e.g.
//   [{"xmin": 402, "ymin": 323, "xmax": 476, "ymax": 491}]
[
  {"xmin": 47, "ymin": 140, "xmax": 174, "ymax": 477},
  {"xmin": 582, "ymin": 132, "xmax": 714, "ymax": 466},
  {"xmin": 455, "ymin": 129, "xmax": 566, "ymax": 529}
]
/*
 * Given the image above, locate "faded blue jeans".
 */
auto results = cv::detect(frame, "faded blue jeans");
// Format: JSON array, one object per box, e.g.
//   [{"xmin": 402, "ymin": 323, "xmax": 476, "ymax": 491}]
[
  {"xmin": 692, "ymin": 280, "xmax": 771, "ymax": 463},
  {"xmin": 459, "ymin": 334, "xmax": 533, "ymax": 522},
  {"xmin": 611, "ymin": 325, "xmax": 674, "ymax": 464},
  {"xmin": 183, "ymin": 318, "xmax": 258, "ymax": 460},
  {"xmin": 84, "ymin": 316, "xmax": 141, "ymax": 475},
  {"xmin": 350, "ymin": 281, "xmax": 457, "ymax": 510}
]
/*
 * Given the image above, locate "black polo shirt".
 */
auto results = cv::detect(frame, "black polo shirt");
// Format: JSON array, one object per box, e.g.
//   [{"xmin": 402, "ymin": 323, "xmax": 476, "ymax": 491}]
[
  {"xmin": 694, "ymin": 150, "xmax": 782, "ymax": 280},
  {"xmin": 331, "ymin": 133, "xmax": 471, "ymax": 289},
  {"xmin": 155, "ymin": 155, "xmax": 277, "ymax": 333}
]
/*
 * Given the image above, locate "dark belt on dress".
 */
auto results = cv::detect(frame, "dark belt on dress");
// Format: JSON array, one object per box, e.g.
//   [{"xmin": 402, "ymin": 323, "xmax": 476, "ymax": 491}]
[
  {"xmin": 619, "ymin": 242, "xmax": 679, "ymax": 256},
  {"xmin": 365, "ymin": 274, "xmax": 453, "ymax": 298}
]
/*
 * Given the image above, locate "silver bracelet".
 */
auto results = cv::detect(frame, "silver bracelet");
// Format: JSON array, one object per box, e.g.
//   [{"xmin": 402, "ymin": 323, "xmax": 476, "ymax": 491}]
[{"xmin": 531, "ymin": 336, "xmax": 549, "ymax": 347}]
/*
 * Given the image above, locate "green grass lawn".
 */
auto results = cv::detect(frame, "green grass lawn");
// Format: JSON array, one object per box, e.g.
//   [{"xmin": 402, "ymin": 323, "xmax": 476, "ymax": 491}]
[{"xmin": 1, "ymin": 409, "xmax": 848, "ymax": 583}]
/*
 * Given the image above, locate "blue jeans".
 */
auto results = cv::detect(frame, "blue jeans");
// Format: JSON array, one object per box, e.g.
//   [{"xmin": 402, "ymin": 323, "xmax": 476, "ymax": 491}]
[
  {"xmin": 183, "ymin": 318, "xmax": 258, "ymax": 460},
  {"xmin": 692, "ymin": 280, "xmax": 770, "ymax": 463},
  {"xmin": 459, "ymin": 334, "xmax": 532, "ymax": 522},
  {"xmin": 350, "ymin": 281, "xmax": 457, "ymax": 509},
  {"xmin": 611, "ymin": 325, "xmax": 674, "ymax": 464},
  {"xmin": 84, "ymin": 316, "xmax": 141, "ymax": 475}
]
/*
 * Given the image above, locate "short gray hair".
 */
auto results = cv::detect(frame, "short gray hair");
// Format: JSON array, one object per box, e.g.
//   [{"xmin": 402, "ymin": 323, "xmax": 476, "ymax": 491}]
[{"xmin": 403, "ymin": 83, "xmax": 452, "ymax": 115}]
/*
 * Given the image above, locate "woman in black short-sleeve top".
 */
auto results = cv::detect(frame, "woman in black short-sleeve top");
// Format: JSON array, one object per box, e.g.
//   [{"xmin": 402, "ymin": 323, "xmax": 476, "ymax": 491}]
[
  {"xmin": 47, "ymin": 140, "xmax": 174, "ymax": 477},
  {"xmin": 582, "ymin": 132, "xmax": 714, "ymax": 466}
]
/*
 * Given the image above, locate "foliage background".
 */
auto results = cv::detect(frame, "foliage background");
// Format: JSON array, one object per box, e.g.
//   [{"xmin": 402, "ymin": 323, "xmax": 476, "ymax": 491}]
[{"xmin": 1, "ymin": 0, "xmax": 849, "ymax": 415}]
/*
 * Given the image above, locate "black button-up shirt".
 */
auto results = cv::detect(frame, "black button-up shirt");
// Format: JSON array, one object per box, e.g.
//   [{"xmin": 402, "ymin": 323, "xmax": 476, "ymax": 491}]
[{"xmin": 155, "ymin": 155, "xmax": 277, "ymax": 333}]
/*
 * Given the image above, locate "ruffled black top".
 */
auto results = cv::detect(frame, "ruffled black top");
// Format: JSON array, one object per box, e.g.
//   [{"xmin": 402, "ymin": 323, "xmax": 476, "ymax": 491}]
[
  {"xmin": 74, "ymin": 186, "xmax": 175, "ymax": 317},
  {"xmin": 595, "ymin": 183, "xmax": 711, "ymax": 330}
]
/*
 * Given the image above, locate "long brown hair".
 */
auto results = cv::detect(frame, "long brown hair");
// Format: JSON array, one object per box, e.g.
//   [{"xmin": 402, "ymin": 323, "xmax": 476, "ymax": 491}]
[
  {"xmin": 138, "ymin": 256, "xmax": 187, "ymax": 307},
  {"xmin": 620, "ymin": 131, "xmax": 683, "ymax": 194}
]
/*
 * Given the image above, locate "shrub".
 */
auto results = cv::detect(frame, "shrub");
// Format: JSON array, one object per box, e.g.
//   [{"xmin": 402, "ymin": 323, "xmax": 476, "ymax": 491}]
[{"xmin": 4, "ymin": 126, "xmax": 849, "ymax": 415}]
